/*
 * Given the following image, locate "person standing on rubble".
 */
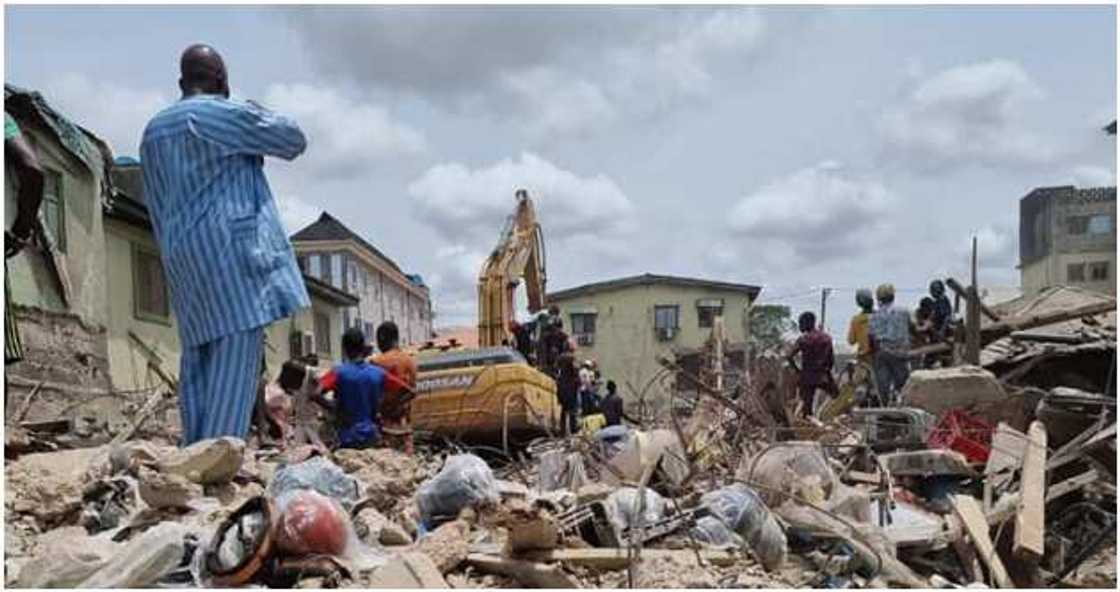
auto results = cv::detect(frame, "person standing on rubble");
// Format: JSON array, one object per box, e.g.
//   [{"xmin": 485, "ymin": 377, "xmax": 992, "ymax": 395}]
[
  {"xmin": 556, "ymin": 351, "xmax": 581, "ymax": 435},
  {"xmin": 787, "ymin": 311, "xmax": 837, "ymax": 418},
  {"xmin": 847, "ymin": 289, "xmax": 874, "ymax": 367},
  {"xmin": 4, "ymin": 110, "xmax": 45, "ymax": 367},
  {"xmin": 140, "ymin": 44, "xmax": 308, "ymax": 445},
  {"xmin": 370, "ymin": 321, "xmax": 417, "ymax": 455},
  {"xmin": 601, "ymin": 380, "xmax": 625, "ymax": 426},
  {"xmin": 869, "ymin": 283, "xmax": 913, "ymax": 405}
]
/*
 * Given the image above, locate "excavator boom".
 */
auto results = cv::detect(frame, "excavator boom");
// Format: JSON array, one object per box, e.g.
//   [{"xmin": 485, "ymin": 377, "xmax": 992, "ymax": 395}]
[{"xmin": 477, "ymin": 189, "xmax": 547, "ymax": 348}]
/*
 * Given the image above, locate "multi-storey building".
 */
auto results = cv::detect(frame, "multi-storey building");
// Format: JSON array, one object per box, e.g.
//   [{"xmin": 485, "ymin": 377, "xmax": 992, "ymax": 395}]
[
  {"xmin": 291, "ymin": 213, "xmax": 433, "ymax": 347},
  {"xmin": 1019, "ymin": 185, "xmax": 1116, "ymax": 296}
]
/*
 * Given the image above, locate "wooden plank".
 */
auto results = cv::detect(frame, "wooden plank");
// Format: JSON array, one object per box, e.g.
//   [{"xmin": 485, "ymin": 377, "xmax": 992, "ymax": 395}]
[
  {"xmin": 467, "ymin": 554, "xmax": 583, "ymax": 588},
  {"xmin": 952, "ymin": 494, "xmax": 1013, "ymax": 588},
  {"xmin": 1013, "ymin": 421, "xmax": 1047, "ymax": 563},
  {"xmin": 1045, "ymin": 469, "xmax": 1099, "ymax": 504},
  {"xmin": 518, "ymin": 548, "xmax": 737, "ymax": 570},
  {"xmin": 843, "ymin": 469, "xmax": 883, "ymax": 485},
  {"xmin": 947, "ymin": 277, "xmax": 1001, "ymax": 322}
]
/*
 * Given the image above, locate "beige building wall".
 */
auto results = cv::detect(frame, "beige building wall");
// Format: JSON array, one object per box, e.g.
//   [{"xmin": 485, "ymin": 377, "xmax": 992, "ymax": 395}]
[
  {"xmin": 103, "ymin": 218, "xmax": 183, "ymax": 392},
  {"xmin": 551, "ymin": 283, "xmax": 756, "ymax": 409}
]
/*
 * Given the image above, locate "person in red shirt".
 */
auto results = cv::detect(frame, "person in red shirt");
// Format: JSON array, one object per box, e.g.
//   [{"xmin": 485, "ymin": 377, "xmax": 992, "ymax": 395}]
[
  {"xmin": 369, "ymin": 321, "xmax": 418, "ymax": 455},
  {"xmin": 786, "ymin": 311, "xmax": 837, "ymax": 418}
]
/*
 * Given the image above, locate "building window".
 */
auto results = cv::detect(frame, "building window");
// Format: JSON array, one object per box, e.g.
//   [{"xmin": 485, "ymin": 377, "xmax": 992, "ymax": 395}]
[
  {"xmin": 1090, "ymin": 261, "xmax": 1110, "ymax": 281},
  {"xmin": 1068, "ymin": 216, "xmax": 1089, "ymax": 235},
  {"xmin": 1089, "ymin": 215, "xmax": 1113, "ymax": 236},
  {"xmin": 364, "ymin": 322, "xmax": 374, "ymax": 339},
  {"xmin": 570, "ymin": 313, "xmax": 596, "ymax": 335},
  {"xmin": 314, "ymin": 312, "xmax": 332, "ymax": 358},
  {"xmin": 654, "ymin": 305, "xmax": 680, "ymax": 330},
  {"xmin": 132, "ymin": 244, "xmax": 170, "ymax": 324},
  {"xmin": 696, "ymin": 299, "xmax": 724, "ymax": 328},
  {"xmin": 308, "ymin": 254, "xmax": 321, "ymax": 278},
  {"xmin": 1067, "ymin": 262, "xmax": 1086, "ymax": 282},
  {"xmin": 330, "ymin": 254, "xmax": 343, "ymax": 289},
  {"xmin": 42, "ymin": 168, "xmax": 66, "ymax": 252}
]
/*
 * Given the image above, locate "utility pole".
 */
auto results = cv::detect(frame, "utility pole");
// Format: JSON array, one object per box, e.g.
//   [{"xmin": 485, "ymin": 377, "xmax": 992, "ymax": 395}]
[
  {"xmin": 819, "ymin": 287, "xmax": 831, "ymax": 330},
  {"xmin": 966, "ymin": 236, "xmax": 981, "ymax": 365}
]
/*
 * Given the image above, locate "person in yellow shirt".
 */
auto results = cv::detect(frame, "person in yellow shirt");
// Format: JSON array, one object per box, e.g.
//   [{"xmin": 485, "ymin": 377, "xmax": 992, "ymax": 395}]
[{"xmin": 847, "ymin": 289, "xmax": 874, "ymax": 364}]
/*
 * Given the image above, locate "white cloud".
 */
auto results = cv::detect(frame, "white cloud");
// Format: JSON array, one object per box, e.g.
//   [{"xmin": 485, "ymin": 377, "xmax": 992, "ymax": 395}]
[
  {"xmin": 275, "ymin": 193, "xmax": 322, "ymax": 234},
  {"xmin": 264, "ymin": 83, "xmax": 425, "ymax": 177},
  {"xmin": 727, "ymin": 161, "xmax": 895, "ymax": 263},
  {"xmin": 409, "ymin": 152, "xmax": 639, "ymax": 324},
  {"xmin": 879, "ymin": 59, "xmax": 1055, "ymax": 171},
  {"xmin": 1069, "ymin": 165, "xmax": 1117, "ymax": 187},
  {"xmin": 497, "ymin": 68, "xmax": 618, "ymax": 138},
  {"xmin": 41, "ymin": 73, "xmax": 171, "ymax": 157}
]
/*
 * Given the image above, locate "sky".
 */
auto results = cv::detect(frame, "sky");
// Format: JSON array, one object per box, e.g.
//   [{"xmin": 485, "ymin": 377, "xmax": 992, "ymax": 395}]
[{"xmin": 5, "ymin": 5, "xmax": 1116, "ymax": 343}]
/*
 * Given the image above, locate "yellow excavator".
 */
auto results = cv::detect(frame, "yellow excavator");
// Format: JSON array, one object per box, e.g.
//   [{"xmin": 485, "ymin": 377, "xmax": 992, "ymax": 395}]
[{"xmin": 411, "ymin": 190, "xmax": 561, "ymax": 446}]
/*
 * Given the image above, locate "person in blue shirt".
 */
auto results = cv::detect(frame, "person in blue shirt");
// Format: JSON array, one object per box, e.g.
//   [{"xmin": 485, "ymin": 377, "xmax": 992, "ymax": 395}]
[
  {"xmin": 140, "ymin": 44, "xmax": 309, "ymax": 445},
  {"xmin": 329, "ymin": 328, "xmax": 387, "ymax": 449}
]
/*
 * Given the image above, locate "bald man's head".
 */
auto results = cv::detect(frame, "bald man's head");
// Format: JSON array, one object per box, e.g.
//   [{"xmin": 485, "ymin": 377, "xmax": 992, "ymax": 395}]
[{"xmin": 179, "ymin": 44, "xmax": 229, "ymax": 98}]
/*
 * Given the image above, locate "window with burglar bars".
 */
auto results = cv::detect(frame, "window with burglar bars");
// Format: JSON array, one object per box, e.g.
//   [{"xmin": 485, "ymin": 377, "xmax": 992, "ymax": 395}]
[
  {"xmin": 1068, "ymin": 262, "xmax": 1086, "ymax": 282},
  {"xmin": 570, "ymin": 313, "xmax": 596, "ymax": 335},
  {"xmin": 1090, "ymin": 261, "xmax": 1110, "ymax": 282},
  {"xmin": 132, "ymin": 244, "xmax": 170, "ymax": 323},
  {"xmin": 42, "ymin": 168, "xmax": 66, "ymax": 252},
  {"xmin": 697, "ymin": 299, "xmax": 724, "ymax": 328}
]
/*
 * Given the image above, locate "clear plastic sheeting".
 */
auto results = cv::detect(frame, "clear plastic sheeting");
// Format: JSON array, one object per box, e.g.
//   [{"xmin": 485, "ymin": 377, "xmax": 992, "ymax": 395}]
[
  {"xmin": 690, "ymin": 515, "xmax": 743, "ymax": 548},
  {"xmin": 274, "ymin": 489, "xmax": 387, "ymax": 572},
  {"xmin": 268, "ymin": 455, "xmax": 361, "ymax": 512},
  {"xmin": 417, "ymin": 454, "xmax": 500, "ymax": 523},
  {"xmin": 739, "ymin": 442, "xmax": 838, "ymax": 507},
  {"xmin": 699, "ymin": 484, "xmax": 788, "ymax": 571},
  {"xmin": 605, "ymin": 487, "xmax": 666, "ymax": 531}
]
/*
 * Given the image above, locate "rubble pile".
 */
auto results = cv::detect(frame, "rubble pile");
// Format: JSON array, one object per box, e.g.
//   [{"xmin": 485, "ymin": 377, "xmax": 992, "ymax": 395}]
[{"xmin": 3, "ymin": 295, "xmax": 1116, "ymax": 589}]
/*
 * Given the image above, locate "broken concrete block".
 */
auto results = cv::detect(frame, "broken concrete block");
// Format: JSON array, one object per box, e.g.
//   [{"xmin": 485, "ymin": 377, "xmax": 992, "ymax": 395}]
[
  {"xmin": 78, "ymin": 521, "xmax": 186, "ymax": 588},
  {"xmin": 880, "ymin": 449, "xmax": 977, "ymax": 478},
  {"xmin": 139, "ymin": 467, "xmax": 204, "ymax": 509},
  {"xmin": 900, "ymin": 366, "xmax": 1006, "ymax": 417},
  {"xmin": 367, "ymin": 552, "xmax": 447, "ymax": 588},
  {"xmin": 160, "ymin": 437, "xmax": 245, "ymax": 485},
  {"xmin": 415, "ymin": 519, "xmax": 469, "ymax": 574},
  {"xmin": 16, "ymin": 527, "xmax": 119, "ymax": 588},
  {"xmin": 380, "ymin": 521, "xmax": 413, "ymax": 546}
]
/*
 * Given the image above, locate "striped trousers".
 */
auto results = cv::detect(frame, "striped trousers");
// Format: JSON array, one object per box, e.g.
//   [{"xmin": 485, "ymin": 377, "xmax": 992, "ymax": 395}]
[{"xmin": 178, "ymin": 327, "xmax": 264, "ymax": 446}]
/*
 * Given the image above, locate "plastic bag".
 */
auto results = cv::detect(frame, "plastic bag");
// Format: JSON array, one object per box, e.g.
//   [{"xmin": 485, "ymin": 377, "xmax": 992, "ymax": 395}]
[
  {"xmin": 605, "ymin": 487, "xmax": 666, "ymax": 531},
  {"xmin": 416, "ymin": 454, "xmax": 499, "ymax": 523},
  {"xmin": 699, "ymin": 484, "xmax": 788, "ymax": 571},
  {"xmin": 690, "ymin": 515, "xmax": 743, "ymax": 548},
  {"xmin": 79, "ymin": 522, "xmax": 186, "ymax": 588},
  {"xmin": 739, "ymin": 442, "xmax": 837, "ymax": 507},
  {"xmin": 268, "ymin": 455, "xmax": 361, "ymax": 512},
  {"xmin": 274, "ymin": 489, "xmax": 386, "ymax": 572}
]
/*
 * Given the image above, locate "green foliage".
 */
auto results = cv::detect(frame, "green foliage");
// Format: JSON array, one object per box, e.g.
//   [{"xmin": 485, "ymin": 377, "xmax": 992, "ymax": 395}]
[{"xmin": 747, "ymin": 304, "xmax": 795, "ymax": 351}]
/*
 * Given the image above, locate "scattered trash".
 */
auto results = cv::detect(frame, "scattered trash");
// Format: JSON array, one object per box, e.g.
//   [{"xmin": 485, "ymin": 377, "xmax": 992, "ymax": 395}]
[
  {"xmin": 699, "ymin": 484, "xmax": 788, "ymax": 570},
  {"xmin": 268, "ymin": 455, "xmax": 361, "ymax": 512},
  {"xmin": 416, "ymin": 453, "xmax": 499, "ymax": 524}
]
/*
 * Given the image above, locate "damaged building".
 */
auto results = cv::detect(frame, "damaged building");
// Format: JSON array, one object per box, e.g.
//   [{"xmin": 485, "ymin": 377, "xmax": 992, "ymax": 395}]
[{"xmin": 1019, "ymin": 185, "xmax": 1116, "ymax": 297}]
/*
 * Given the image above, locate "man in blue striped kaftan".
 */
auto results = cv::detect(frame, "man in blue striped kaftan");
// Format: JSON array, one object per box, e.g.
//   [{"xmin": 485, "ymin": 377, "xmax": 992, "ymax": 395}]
[{"xmin": 140, "ymin": 44, "xmax": 309, "ymax": 445}]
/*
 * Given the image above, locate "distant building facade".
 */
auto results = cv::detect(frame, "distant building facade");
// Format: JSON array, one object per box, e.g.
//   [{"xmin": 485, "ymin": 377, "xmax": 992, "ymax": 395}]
[
  {"xmin": 291, "ymin": 213, "xmax": 433, "ymax": 347},
  {"xmin": 547, "ymin": 273, "xmax": 761, "ymax": 407},
  {"xmin": 1019, "ymin": 185, "xmax": 1116, "ymax": 296}
]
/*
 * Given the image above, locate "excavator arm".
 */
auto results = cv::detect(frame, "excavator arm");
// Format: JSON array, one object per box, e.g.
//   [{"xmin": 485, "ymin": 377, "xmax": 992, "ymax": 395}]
[{"xmin": 478, "ymin": 189, "xmax": 547, "ymax": 348}]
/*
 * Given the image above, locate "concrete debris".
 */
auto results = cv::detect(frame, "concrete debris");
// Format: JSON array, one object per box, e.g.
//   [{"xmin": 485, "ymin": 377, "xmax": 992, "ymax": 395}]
[
  {"xmin": 415, "ymin": 518, "xmax": 470, "ymax": 574},
  {"xmin": 139, "ymin": 466, "xmax": 204, "ymax": 509},
  {"xmin": 900, "ymin": 366, "xmax": 1008, "ymax": 417},
  {"xmin": 160, "ymin": 437, "xmax": 245, "ymax": 485},
  {"xmin": 5, "ymin": 297, "xmax": 1115, "ymax": 591}
]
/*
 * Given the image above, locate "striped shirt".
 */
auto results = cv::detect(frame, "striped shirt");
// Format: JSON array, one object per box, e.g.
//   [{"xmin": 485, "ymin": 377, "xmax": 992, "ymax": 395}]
[{"xmin": 140, "ymin": 96, "xmax": 310, "ymax": 347}]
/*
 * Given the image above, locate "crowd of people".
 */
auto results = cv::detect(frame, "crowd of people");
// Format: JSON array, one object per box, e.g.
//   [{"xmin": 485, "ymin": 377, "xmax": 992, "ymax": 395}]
[{"xmin": 787, "ymin": 281, "xmax": 957, "ymax": 417}]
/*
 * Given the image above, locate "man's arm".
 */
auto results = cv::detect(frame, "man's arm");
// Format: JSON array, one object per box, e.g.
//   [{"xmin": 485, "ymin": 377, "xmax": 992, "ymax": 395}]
[
  {"xmin": 6, "ymin": 133, "xmax": 44, "ymax": 258},
  {"xmin": 193, "ymin": 99, "xmax": 307, "ymax": 161}
]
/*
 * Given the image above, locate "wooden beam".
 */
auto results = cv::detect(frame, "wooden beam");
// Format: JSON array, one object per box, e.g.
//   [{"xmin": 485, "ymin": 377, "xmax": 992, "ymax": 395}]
[
  {"xmin": 517, "ymin": 548, "xmax": 738, "ymax": 570},
  {"xmin": 966, "ymin": 285, "xmax": 982, "ymax": 366},
  {"xmin": 946, "ymin": 278, "xmax": 1001, "ymax": 322},
  {"xmin": 952, "ymin": 494, "xmax": 1013, "ymax": 588},
  {"xmin": 1013, "ymin": 421, "xmax": 1047, "ymax": 563},
  {"xmin": 1045, "ymin": 469, "xmax": 1099, "ymax": 504},
  {"xmin": 467, "ymin": 554, "xmax": 583, "ymax": 588}
]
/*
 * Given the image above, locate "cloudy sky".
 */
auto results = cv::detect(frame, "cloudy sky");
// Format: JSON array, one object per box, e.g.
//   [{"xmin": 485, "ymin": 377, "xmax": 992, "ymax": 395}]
[{"xmin": 5, "ymin": 5, "xmax": 1116, "ymax": 341}]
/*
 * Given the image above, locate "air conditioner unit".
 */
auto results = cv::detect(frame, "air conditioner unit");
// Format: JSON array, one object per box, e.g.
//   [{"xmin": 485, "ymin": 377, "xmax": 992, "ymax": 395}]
[
  {"xmin": 576, "ymin": 333, "xmax": 595, "ymax": 346},
  {"xmin": 657, "ymin": 327, "xmax": 676, "ymax": 341}
]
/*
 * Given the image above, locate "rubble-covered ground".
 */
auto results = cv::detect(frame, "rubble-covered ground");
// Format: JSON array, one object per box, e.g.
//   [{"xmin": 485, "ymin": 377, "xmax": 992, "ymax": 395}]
[{"xmin": 4, "ymin": 288, "xmax": 1117, "ymax": 589}]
